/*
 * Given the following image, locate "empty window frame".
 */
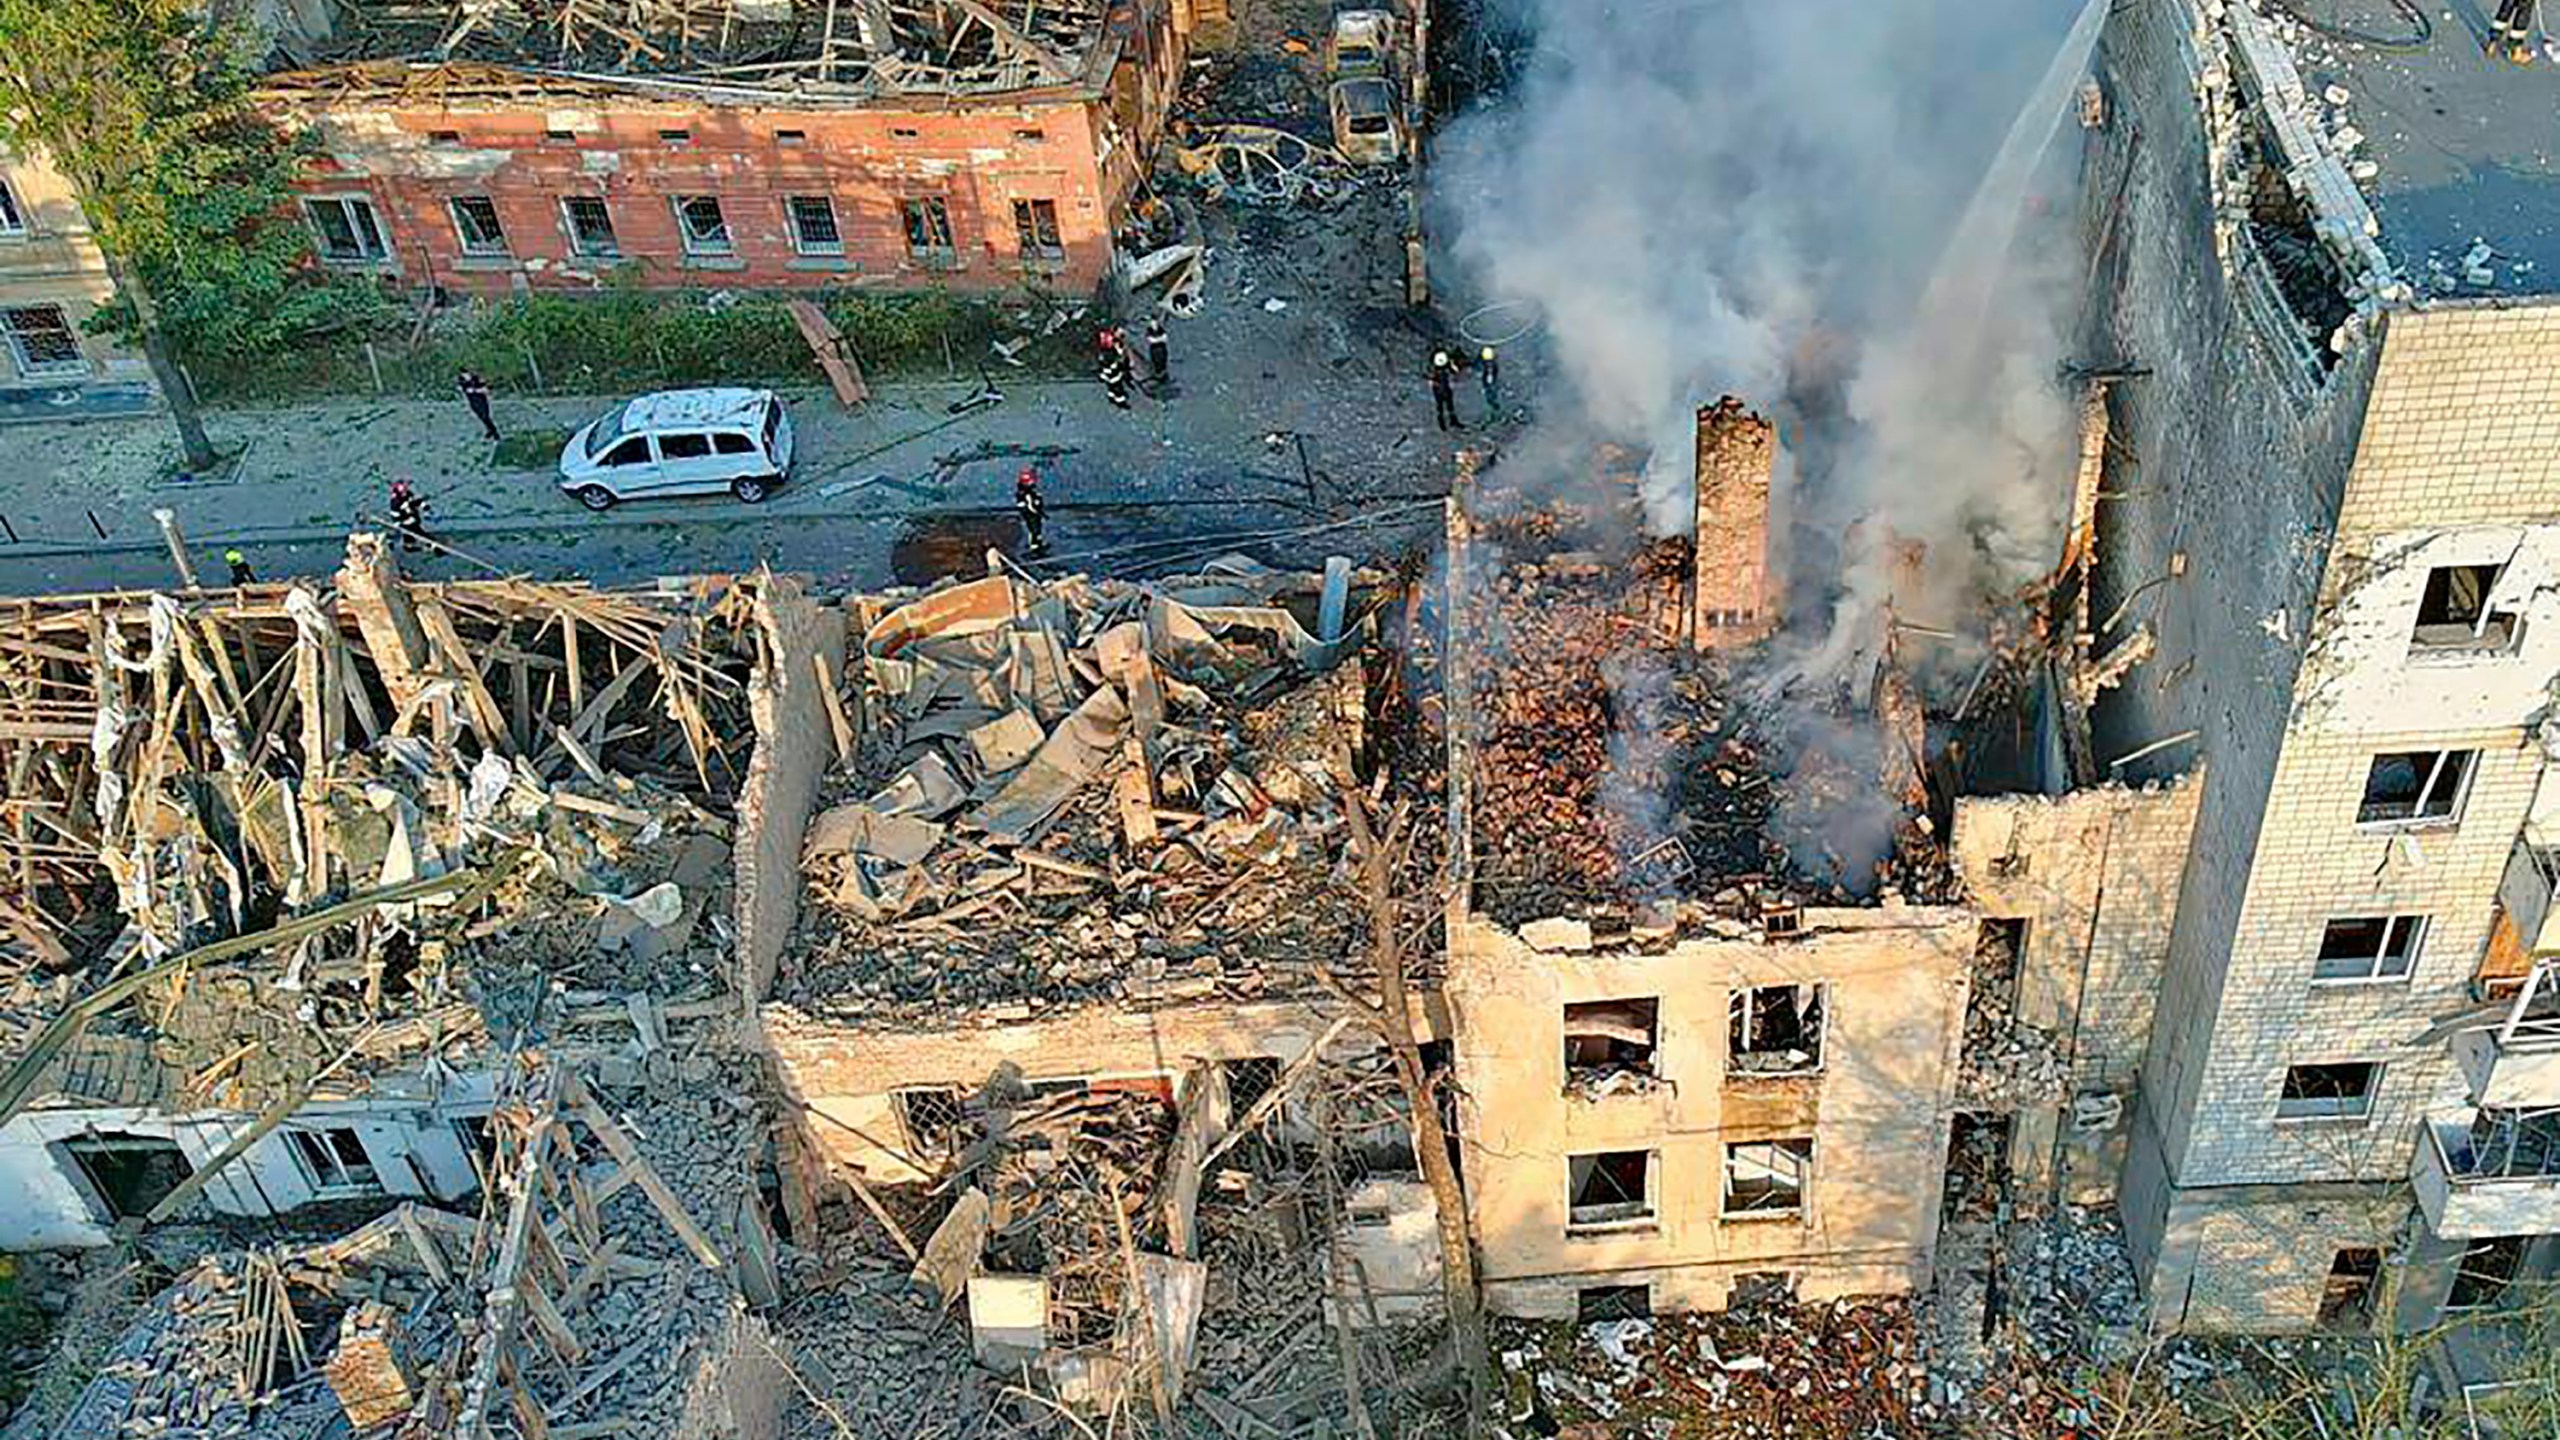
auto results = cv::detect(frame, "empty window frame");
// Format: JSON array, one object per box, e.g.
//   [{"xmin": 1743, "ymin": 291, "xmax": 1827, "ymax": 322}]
[
  {"xmin": 2318, "ymin": 1247, "xmax": 2382, "ymax": 1329},
  {"xmin": 1575, "ymin": 1285, "xmax": 1651, "ymax": 1323},
  {"xmin": 449, "ymin": 196, "xmax": 508, "ymax": 257},
  {"xmin": 657, "ymin": 127, "xmax": 692, "ymax": 144},
  {"xmin": 1012, "ymin": 198, "xmax": 1064, "ymax": 262},
  {"xmin": 894, "ymin": 1087, "xmax": 968, "ymax": 1157},
  {"xmin": 63, "ymin": 1133, "xmax": 192, "ymax": 1220},
  {"xmin": 1728, "ymin": 984, "xmax": 1824, "ymax": 1076},
  {"xmin": 902, "ymin": 196, "xmax": 955, "ymax": 260},
  {"xmin": 1722, "ymin": 1138, "xmax": 1813, "ymax": 1217},
  {"xmin": 305, "ymin": 195, "xmax": 389, "ymax": 262},
  {"xmin": 289, "ymin": 1127, "xmax": 381, "ymax": 1192},
  {"xmin": 1565, "ymin": 1150, "xmax": 1653, "ymax": 1229},
  {"xmin": 560, "ymin": 196, "xmax": 620, "ymax": 258},
  {"xmin": 673, "ymin": 196, "xmax": 732, "ymax": 255},
  {"xmin": 2277, "ymin": 1061, "xmax": 2379, "ymax": 1122},
  {"xmin": 776, "ymin": 128, "xmax": 808, "ymax": 145},
  {"xmin": 428, "ymin": 128, "xmax": 464, "ymax": 146},
  {"xmin": 2, "ymin": 305, "xmax": 85, "ymax": 377},
  {"xmin": 785, "ymin": 196, "xmax": 843, "ymax": 255},
  {"xmin": 0, "ymin": 179, "xmax": 23, "ymax": 236},
  {"xmin": 2358, "ymin": 750, "xmax": 2473, "ymax": 827},
  {"xmin": 1222, "ymin": 1055, "xmax": 1284, "ymax": 1118},
  {"xmin": 1563, "ymin": 997, "xmax": 1659, "ymax": 1080},
  {"xmin": 2447, "ymin": 1235, "xmax": 2529, "ymax": 1311},
  {"xmin": 2412, "ymin": 563, "xmax": 2519, "ymax": 653},
  {"xmin": 2313, "ymin": 915, "xmax": 2424, "ymax": 984}
]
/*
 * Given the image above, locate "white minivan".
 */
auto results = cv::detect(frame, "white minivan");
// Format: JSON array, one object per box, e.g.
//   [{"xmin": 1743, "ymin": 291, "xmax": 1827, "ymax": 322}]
[{"xmin": 558, "ymin": 388, "xmax": 795, "ymax": 510}]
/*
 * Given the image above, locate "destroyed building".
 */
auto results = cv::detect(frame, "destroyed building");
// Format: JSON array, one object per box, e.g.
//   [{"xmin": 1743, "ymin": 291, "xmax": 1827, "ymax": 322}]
[
  {"xmin": 245, "ymin": 0, "xmax": 1197, "ymax": 293},
  {"xmin": 2061, "ymin": 0, "xmax": 2560, "ymax": 1369}
]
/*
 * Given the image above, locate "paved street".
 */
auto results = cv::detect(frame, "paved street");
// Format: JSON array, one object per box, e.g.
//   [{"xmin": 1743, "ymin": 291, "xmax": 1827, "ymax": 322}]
[{"xmin": 0, "ymin": 205, "xmax": 1478, "ymax": 594}]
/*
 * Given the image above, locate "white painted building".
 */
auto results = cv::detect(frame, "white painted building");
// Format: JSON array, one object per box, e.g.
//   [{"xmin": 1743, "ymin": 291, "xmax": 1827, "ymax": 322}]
[{"xmin": 2088, "ymin": 0, "xmax": 2560, "ymax": 1337}]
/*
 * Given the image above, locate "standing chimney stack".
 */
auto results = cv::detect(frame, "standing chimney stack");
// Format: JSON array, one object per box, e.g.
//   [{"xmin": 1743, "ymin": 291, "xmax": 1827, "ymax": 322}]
[{"xmin": 1692, "ymin": 396, "xmax": 1778, "ymax": 648}]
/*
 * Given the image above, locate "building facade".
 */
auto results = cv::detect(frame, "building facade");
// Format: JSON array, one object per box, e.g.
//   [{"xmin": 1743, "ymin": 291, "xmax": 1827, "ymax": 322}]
[
  {"xmin": 254, "ymin": 0, "xmax": 1192, "ymax": 297},
  {"xmin": 2089, "ymin": 0, "xmax": 2560, "ymax": 1338},
  {"xmin": 0, "ymin": 149, "xmax": 154, "ymax": 398}
]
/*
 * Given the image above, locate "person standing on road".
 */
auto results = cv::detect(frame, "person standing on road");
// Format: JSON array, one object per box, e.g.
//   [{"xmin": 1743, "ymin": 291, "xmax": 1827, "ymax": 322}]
[
  {"xmin": 456, "ymin": 369, "xmax": 499, "ymax": 441},
  {"xmin": 1015, "ymin": 465, "xmax": 1049, "ymax": 556},
  {"xmin": 1478, "ymin": 345, "xmax": 1502, "ymax": 419},
  {"xmin": 1429, "ymin": 351, "xmax": 1460, "ymax": 431},
  {"xmin": 1145, "ymin": 317, "xmax": 1171, "ymax": 394},
  {"xmin": 224, "ymin": 548, "xmax": 256, "ymax": 586},
  {"xmin": 1100, "ymin": 344, "xmax": 1132, "ymax": 410},
  {"xmin": 388, "ymin": 480, "xmax": 429, "ymax": 554}
]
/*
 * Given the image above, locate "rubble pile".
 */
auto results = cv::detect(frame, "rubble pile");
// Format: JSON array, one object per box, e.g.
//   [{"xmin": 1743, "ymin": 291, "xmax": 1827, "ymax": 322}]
[
  {"xmin": 955, "ymin": 1081, "xmax": 1178, "ymax": 1346},
  {"xmin": 767, "ymin": 1241, "xmax": 990, "ymax": 1440},
  {"xmin": 1955, "ymin": 922, "xmax": 2067, "ymax": 1111},
  {"xmin": 790, "ymin": 565, "xmax": 1385, "ymax": 1020},
  {"xmin": 1495, "ymin": 1296, "xmax": 1935, "ymax": 1439},
  {"xmin": 1450, "ymin": 507, "xmax": 1734, "ymax": 923},
  {"xmin": 2005, "ymin": 1207, "xmax": 2143, "ymax": 1365}
]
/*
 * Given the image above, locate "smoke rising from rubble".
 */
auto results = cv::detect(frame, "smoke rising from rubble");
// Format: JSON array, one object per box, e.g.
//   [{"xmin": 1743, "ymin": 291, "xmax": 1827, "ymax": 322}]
[{"xmin": 1435, "ymin": 0, "xmax": 2105, "ymax": 888}]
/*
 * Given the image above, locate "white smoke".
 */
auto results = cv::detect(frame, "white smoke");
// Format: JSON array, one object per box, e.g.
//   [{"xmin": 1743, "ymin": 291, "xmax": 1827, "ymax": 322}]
[{"xmin": 1434, "ymin": 0, "xmax": 2106, "ymax": 675}]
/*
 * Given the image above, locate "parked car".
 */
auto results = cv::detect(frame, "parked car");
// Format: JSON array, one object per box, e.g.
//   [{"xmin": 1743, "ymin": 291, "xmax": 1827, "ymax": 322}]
[
  {"xmin": 1329, "ymin": 76, "xmax": 1403, "ymax": 166},
  {"xmin": 1326, "ymin": 8, "xmax": 1395, "ymax": 79},
  {"xmin": 558, "ymin": 388, "xmax": 794, "ymax": 510}
]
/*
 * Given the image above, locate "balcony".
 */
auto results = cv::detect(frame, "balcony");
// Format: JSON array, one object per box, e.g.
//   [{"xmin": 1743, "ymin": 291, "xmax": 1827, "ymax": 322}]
[
  {"xmin": 2494, "ymin": 839, "xmax": 2560, "ymax": 963},
  {"xmin": 2453, "ymin": 962, "xmax": 2560, "ymax": 1107},
  {"xmin": 2413, "ymin": 1110, "xmax": 2560, "ymax": 1240}
]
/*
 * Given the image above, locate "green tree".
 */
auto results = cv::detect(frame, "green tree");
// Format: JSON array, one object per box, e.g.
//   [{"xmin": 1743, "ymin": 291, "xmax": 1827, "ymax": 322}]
[{"xmin": 0, "ymin": 0, "xmax": 237, "ymax": 469}]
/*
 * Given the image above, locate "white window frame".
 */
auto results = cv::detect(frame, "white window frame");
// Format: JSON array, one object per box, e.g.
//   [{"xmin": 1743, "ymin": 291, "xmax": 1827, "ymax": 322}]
[
  {"xmin": 448, "ymin": 196, "xmax": 509, "ymax": 258},
  {"xmin": 1728, "ymin": 983, "xmax": 1826, "ymax": 1078},
  {"xmin": 289, "ymin": 1126, "xmax": 383, "ymax": 1194},
  {"xmin": 2311, "ymin": 914, "xmax": 2425, "ymax": 985},
  {"xmin": 785, "ymin": 195, "xmax": 843, "ymax": 256},
  {"xmin": 2356, "ymin": 750, "xmax": 2476, "ymax": 830},
  {"xmin": 303, "ymin": 194, "xmax": 390, "ymax": 264},
  {"xmin": 560, "ymin": 196, "xmax": 620, "ymax": 259},
  {"xmin": 1, "ymin": 304, "xmax": 89, "ymax": 378},
  {"xmin": 0, "ymin": 178, "xmax": 24, "ymax": 237},
  {"xmin": 1721, "ymin": 1138, "xmax": 1812, "ymax": 1219},
  {"xmin": 672, "ymin": 195, "xmax": 733, "ymax": 256},
  {"xmin": 2274, "ymin": 1062, "xmax": 2381, "ymax": 1124}
]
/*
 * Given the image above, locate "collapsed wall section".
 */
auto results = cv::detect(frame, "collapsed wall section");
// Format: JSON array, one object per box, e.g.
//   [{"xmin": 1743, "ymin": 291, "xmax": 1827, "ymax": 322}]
[{"xmin": 735, "ymin": 573, "xmax": 849, "ymax": 1003}]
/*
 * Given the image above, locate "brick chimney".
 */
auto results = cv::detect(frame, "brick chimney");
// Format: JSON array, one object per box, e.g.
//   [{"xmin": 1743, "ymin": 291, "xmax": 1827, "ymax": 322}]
[{"xmin": 1692, "ymin": 396, "xmax": 1777, "ymax": 648}]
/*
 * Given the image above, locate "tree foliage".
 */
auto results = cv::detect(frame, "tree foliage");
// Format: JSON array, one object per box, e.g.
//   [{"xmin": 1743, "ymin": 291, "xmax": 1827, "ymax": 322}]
[{"xmin": 0, "ymin": 0, "xmax": 392, "ymax": 366}]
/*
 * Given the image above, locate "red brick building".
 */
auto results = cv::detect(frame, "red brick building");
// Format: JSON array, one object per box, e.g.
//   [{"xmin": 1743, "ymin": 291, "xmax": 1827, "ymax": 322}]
[{"xmin": 255, "ymin": 0, "xmax": 1192, "ymax": 296}]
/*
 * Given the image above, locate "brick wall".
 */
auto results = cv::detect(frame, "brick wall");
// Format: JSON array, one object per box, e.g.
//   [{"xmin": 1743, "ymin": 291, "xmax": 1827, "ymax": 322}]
[
  {"xmin": 283, "ymin": 93, "xmax": 1126, "ymax": 295},
  {"xmin": 1692, "ymin": 397, "xmax": 1776, "ymax": 646}
]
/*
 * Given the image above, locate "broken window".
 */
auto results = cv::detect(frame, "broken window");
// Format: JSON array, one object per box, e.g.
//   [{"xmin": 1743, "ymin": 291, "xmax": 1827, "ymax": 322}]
[
  {"xmin": 1575, "ymin": 1285, "xmax": 1650, "ymax": 1323},
  {"xmin": 787, "ymin": 196, "xmax": 842, "ymax": 255},
  {"xmin": 658, "ymin": 127, "xmax": 692, "ymax": 144},
  {"xmin": 1728, "ymin": 984, "xmax": 1823, "ymax": 1076},
  {"xmin": 1566, "ymin": 1150, "xmax": 1652, "ymax": 1228},
  {"xmin": 776, "ymin": 128, "xmax": 808, "ymax": 145},
  {"xmin": 2358, "ymin": 750, "xmax": 2473, "ymax": 826},
  {"xmin": 902, "ymin": 197, "xmax": 955, "ymax": 262},
  {"xmin": 1012, "ymin": 198, "xmax": 1063, "ymax": 263},
  {"xmin": 1730, "ymin": 1272, "xmax": 1796, "ymax": 1308},
  {"xmin": 304, "ymin": 195, "xmax": 388, "ymax": 263},
  {"xmin": 291, "ymin": 1127, "xmax": 382, "ymax": 1193},
  {"xmin": 673, "ymin": 196, "xmax": 732, "ymax": 255},
  {"xmin": 1222, "ymin": 1055, "xmax": 1283, "ymax": 1118},
  {"xmin": 2, "ymin": 305, "xmax": 84, "ymax": 377},
  {"xmin": 561, "ymin": 196, "xmax": 619, "ymax": 258},
  {"xmin": 449, "ymin": 196, "xmax": 508, "ymax": 257},
  {"xmin": 2277, "ymin": 1061, "xmax": 2379, "ymax": 1122},
  {"xmin": 2313, "ymin": 915, "xmax": 2424, "ymax": 984},
  {"xmin": 0, "ymin": 179, "xmax": 24, "ymax": 235},
  {"xmin": 895, "ymin": 1087, "xmax": 968, "ymax": 1157},
  {"xmin": 2317, "ymin": 1247, "xmax": 2382, "ymax": 1329},
  {"xmin": 429, "ymin": 128, "xmax": 463, "ymax": 145},
  {"xmin": 63, "ymin": 1133, "xmax": 191, "ymax": 1221},
  {"xmin": 1722, "ymin": 1139, "xmax": 1812, "ymax": 1217},
  {"xmin": 1563, "ymin": 997, "xmax": 1659, "ymax": 1088},
  {"xmin": 2411, "ymin": 564, "xmax": 2520, "ymax": 653},
  {"xmin": 2447, "ymin": 1235, "xmax": 2529, "ymax": 1311}
]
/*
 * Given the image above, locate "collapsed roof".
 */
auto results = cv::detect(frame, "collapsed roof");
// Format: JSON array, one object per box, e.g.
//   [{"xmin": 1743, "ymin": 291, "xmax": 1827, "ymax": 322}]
[
  {"xmin": 270, "ymin": 0, "xmax": 1120, "ymax": 101},
  {"xmin": 780, "ymin": 561, "xmax": 1403, "ymax": 1022}
]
